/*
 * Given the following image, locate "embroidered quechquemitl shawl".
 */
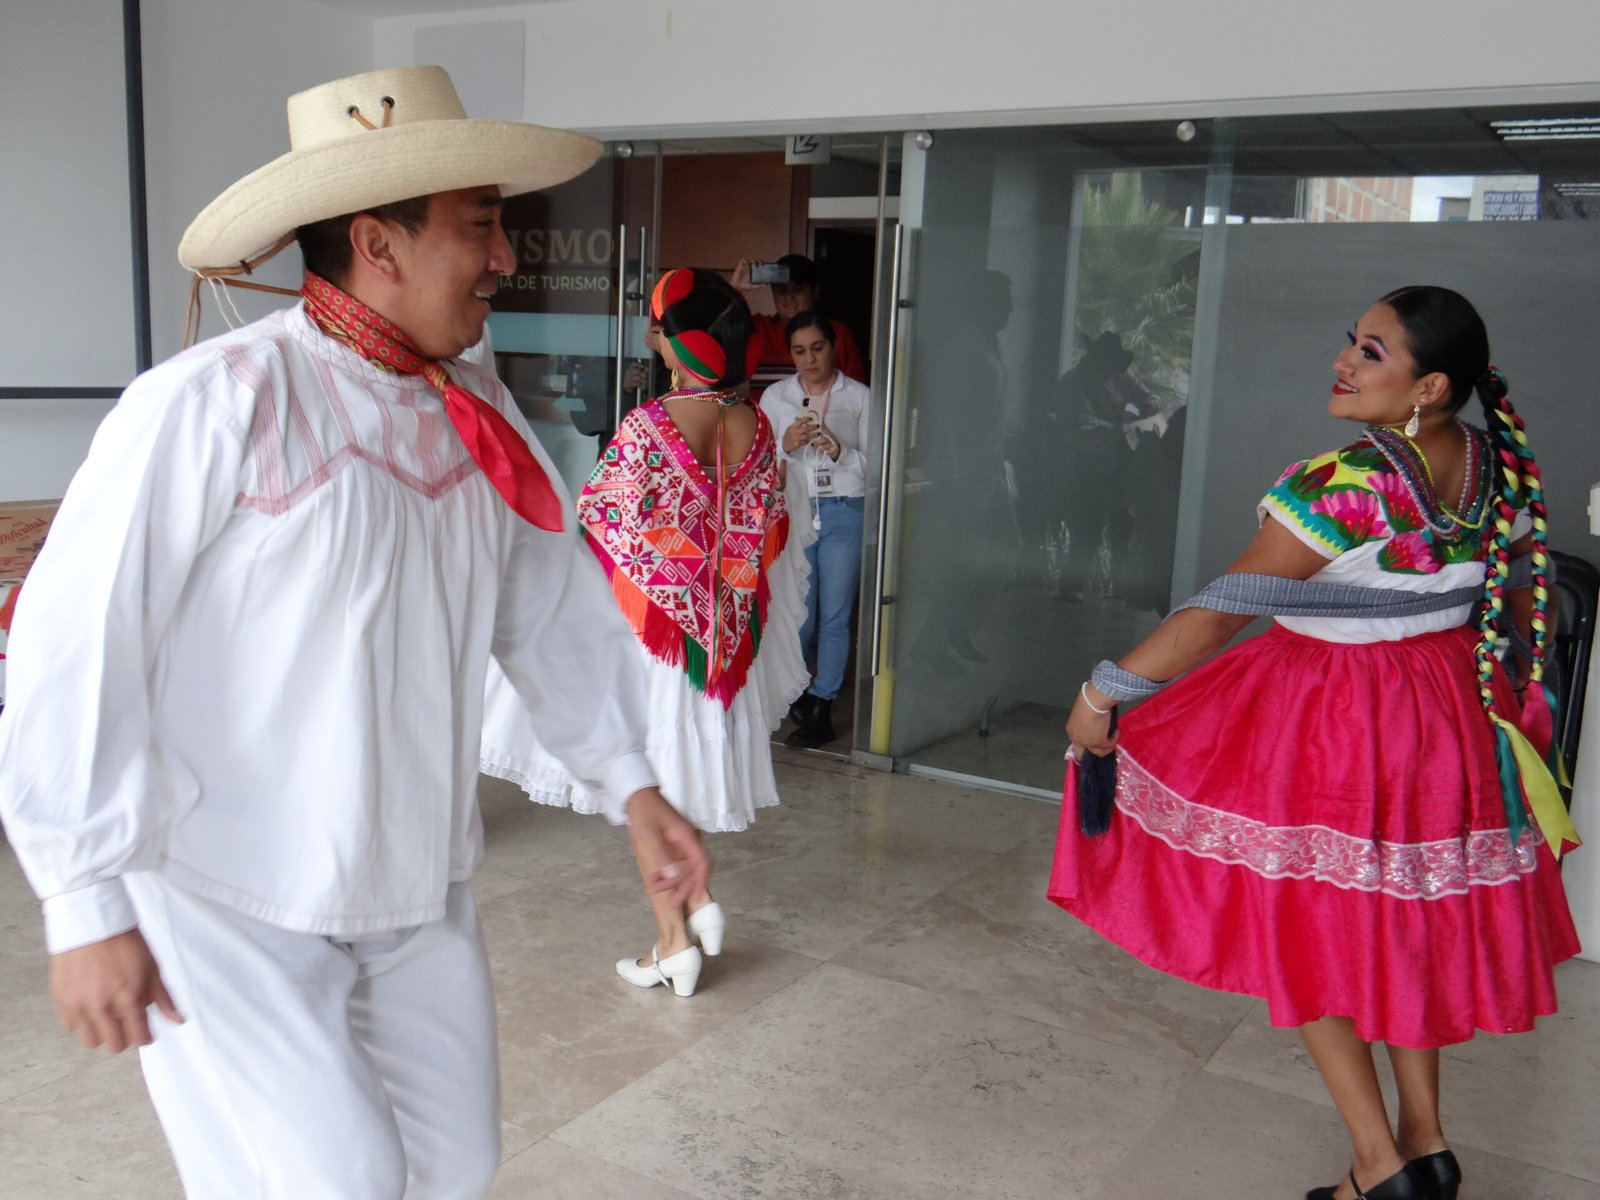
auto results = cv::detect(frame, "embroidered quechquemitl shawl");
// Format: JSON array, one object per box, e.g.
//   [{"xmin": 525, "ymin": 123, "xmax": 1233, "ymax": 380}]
[{"xmin": 579, "ymin": 399, "xmax": 789, "ymax": 707}]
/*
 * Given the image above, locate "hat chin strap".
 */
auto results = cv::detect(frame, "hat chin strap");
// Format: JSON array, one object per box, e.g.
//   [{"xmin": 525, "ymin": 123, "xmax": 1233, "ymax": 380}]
[{"xmin": 183, "ymin": 231, "xmax": 301, "ymax": 348}]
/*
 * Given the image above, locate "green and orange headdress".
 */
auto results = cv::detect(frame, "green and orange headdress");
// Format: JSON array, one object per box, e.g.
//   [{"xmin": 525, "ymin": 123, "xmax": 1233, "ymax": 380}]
[{"xmin": 651, "ymin": 268, "xmax": 759, "ymax": 389}]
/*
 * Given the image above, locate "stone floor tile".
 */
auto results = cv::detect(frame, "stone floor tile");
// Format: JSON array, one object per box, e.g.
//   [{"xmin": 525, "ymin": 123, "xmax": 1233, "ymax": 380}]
[
  {"xmin": 485, "ymin": 886, "xmax": 820, "ymax": 1137},
  {"xmin": 1204, "ymin": 960, "xmax": 1600, "ymax": 1184},
  {"xmin": 555, "ymin": 964, "xmax": 1194, "ymax": 1200},
  {"xmin": 707, "ymin": 828, "xmax": 997, "ymax": 960},
  {"xmin": 0, "ymin": 929, "xmax": 103, "ymax": 1105},
  {"xmin": 836, "ymin": 841, "xmax": 1257, "ymax": 1065},
  {"xmin": 1092, "ymin": 1070, "xmax": 1600, "ymax": 1200},
  {"xmin": 492, "ymin": 1137, "xmax": 700, "ymax": 1198},
  {"xmin": 0, "ymin": 1053, "xmax": 178, "ymax": 1196}
]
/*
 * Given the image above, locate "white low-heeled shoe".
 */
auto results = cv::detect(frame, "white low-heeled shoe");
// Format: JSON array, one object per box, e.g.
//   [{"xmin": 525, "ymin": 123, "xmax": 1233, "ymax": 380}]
[
  {"xmin": 686, "ymin": 901, "xmax": 726, "ymax": 957},
  {"xmin": 615, "ymin": 944, "xmax": 702, "ymax": 997}
]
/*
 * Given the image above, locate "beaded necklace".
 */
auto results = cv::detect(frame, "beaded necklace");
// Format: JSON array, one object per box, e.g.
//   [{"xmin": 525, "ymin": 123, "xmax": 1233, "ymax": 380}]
[
  {"xmin": 663, "ymin": 384, "xmax": 744, "ymax": 408},
  {"xmin": 1363, "ymin": 419, "xmax": 1492, "ymax": 536}
]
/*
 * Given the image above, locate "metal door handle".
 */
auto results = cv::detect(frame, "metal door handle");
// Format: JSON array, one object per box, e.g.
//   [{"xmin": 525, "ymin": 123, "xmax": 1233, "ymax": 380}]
[
  {"xmin": 612, "ymin": 222, "xmax": 628, "ymax": 432},
  {"xmin": 633, "ymin": 225, "xmax": 649, "ymax": 397},
  {"xmin": 870, "ymin": 222, "xmax": 908, "ymax": 672}
]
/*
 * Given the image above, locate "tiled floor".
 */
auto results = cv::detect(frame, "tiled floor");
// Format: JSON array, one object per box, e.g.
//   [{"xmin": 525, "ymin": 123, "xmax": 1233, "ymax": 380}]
[{"xmin": 0, "ymin": 754, "xmax": 1596, "ymax": 1198}]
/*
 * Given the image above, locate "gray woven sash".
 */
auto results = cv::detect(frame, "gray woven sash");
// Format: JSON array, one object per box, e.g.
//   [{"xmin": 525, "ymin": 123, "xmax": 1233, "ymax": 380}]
[
  {"xmin": 1091, "ymin": 557, "xmax": 1542, "ymax": 703},
  {"xmin": 1172, "ymin": 572, "xmax": 1481, "ymax": 619}
]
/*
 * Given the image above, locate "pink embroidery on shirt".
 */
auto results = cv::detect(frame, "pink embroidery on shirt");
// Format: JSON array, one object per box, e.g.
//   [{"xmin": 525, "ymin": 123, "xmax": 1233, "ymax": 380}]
[{"xmin": 233, "ymin": 350, "xmax": 483, "ymax": 517}]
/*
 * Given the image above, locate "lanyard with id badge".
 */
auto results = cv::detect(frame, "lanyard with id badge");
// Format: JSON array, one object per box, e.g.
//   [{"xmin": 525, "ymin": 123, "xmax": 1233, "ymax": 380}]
[{"xmin": 802, "ymin": 383, "xmax": 836, "ymax": 531}]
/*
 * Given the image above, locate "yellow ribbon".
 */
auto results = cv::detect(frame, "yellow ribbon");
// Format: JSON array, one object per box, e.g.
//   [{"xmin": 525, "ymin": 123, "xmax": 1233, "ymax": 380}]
[{"xmin": 1491, "ymin": 714, "xmax": 1581, "ymax": 859}]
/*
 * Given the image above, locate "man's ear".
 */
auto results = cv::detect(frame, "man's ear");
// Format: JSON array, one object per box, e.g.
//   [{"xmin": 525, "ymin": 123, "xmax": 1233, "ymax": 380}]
[{"xmin": 349, "ymin": 213, "xmax": 403, "ymax": 284}]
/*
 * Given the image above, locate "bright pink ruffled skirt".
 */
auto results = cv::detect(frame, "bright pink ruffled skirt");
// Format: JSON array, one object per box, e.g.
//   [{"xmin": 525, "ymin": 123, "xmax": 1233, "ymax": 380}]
[{"xmin": 1048, "ymin": 624, "xmax": 1580, "ymax": 1049}]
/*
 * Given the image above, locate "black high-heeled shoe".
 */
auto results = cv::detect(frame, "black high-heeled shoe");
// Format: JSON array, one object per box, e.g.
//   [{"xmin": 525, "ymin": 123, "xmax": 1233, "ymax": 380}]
[
  {"xmin": 1305, "ymin": 1161, "xmax": 1427, "ymax": 1200},
  {"xmin": 1408, "ymin": 1150, "xmax": 1461, "ymax": 1200}
]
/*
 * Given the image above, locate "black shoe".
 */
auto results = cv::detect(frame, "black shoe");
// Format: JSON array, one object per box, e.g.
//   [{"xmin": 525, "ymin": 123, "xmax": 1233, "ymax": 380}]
[
  {"xmin": 1307, "ymin": 1163, "xmax": 1427, "ymax": 1200},
  {"xmin": 1408, "ymin": 1151, "xmax": 1460, "ymax": 1200},
  {"xmin": 788, "ymin": 692, "xmax": 817, "ymax": 725},
  {"xmin": 785, "ymin": 697, "xmax": 836, "ymax": 748}
]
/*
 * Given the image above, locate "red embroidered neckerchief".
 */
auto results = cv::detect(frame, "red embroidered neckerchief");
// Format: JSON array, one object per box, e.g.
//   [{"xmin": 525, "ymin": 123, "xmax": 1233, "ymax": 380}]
[{"xmin": 300, "ymin": 272, "xmax": 563, "ymax": 531}]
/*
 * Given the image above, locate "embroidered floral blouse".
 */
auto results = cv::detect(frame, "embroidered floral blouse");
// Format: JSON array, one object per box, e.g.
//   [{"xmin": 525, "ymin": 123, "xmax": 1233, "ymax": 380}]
[{"xmin": 1257, "ymin": 432, "xmax": 1529, "ymax": 644}]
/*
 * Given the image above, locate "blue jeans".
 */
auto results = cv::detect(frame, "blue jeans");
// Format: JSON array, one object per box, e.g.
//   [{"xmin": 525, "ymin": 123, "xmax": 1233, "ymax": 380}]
[{"xmin": 800, "ymin": 496, "xmax": 865, "ymax": 701}]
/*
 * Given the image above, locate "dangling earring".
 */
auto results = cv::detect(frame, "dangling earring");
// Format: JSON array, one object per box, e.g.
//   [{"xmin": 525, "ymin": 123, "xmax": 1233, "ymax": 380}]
[{"xmin": 1403, "ymin": 403, "xmax": 1422, "ymax": 438}]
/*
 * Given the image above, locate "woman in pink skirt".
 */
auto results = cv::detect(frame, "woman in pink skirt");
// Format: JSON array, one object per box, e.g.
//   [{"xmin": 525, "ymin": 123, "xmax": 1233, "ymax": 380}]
[{"xmin": 1053, "ymin": 286, "xmax": 1580, "ymax": 1200}]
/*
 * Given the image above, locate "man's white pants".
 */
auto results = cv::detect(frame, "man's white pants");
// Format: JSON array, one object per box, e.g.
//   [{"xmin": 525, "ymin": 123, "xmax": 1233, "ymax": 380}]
[{"xmin": 127, "ymin": 874, "xmax": 501, "ymax": 1199}]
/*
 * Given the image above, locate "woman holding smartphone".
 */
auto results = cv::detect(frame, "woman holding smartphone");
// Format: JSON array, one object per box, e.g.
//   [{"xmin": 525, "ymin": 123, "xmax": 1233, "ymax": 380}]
[{"xmin": 760, "ymin": 312, "xmax": 873, "ymax": 747}]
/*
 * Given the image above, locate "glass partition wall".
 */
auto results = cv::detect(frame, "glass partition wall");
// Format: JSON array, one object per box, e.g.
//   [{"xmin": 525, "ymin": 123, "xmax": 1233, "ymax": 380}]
[{"xmin": 866, "ymin": 109, "xmax": 1600, "ymax": 797}]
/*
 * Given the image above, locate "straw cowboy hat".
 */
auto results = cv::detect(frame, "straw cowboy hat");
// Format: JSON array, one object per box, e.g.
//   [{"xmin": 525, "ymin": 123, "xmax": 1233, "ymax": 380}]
[{"xmin": 178, "ymin": 65, "xmax": 601, "ymax": 271}]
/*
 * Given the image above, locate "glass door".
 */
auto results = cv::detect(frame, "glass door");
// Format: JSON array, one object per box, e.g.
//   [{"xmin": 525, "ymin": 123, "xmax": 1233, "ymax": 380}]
[
  {"xmin": 487, "ymin": 145, "xmax": 661, "ymax": 496},
  {"xmin": 868, "ymin": 128, "xmax": 1204, "ymax": 795},
  {"xmin": 869, "ymin": 106, "xmax": 1600, "ymax": 799}
]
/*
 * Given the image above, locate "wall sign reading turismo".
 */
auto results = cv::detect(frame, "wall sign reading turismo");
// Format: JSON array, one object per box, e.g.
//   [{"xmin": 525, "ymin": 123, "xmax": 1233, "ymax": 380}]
[{"xmin": 495, "ymin": 166, "xmax": 616, "ymax": 316}]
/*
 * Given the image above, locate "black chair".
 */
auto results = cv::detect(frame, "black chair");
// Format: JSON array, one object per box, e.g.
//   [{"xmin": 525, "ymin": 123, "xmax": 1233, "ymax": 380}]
[{"xmin": 1549, "ymin": 550, "xmax": 1599, "ymax": 790}]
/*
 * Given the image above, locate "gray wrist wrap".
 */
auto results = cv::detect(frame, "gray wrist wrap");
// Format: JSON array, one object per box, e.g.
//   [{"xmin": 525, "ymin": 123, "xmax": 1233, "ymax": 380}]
[{"xmin": 1091, "ymin": 660, "xmax": 1164, "ymax": 704}]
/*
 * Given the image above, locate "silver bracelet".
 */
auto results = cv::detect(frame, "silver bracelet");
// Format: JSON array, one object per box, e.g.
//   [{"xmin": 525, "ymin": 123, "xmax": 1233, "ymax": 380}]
[{"xmin": 1079, "ymin": 682, "xmax": 1115, "ymax": 715}]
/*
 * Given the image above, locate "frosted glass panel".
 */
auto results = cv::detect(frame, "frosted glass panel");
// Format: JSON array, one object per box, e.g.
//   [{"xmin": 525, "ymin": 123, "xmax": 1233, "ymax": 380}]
[
  {"xmin": 884, "ymin": 117, "xmax": 1600, "ymax": 795},
  {"xmin": 887, "ymin": 130, "xmax": 1200, "ymax": 789}
]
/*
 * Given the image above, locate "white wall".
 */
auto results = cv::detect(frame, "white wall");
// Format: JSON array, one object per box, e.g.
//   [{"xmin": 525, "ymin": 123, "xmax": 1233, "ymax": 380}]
[
  {"xmin": 1, "ymin": 0, "xmax": 137, "ymax": 392},
  {"xmin": 376, "ymin": 0, "xmax": 1600, "ymax": 136},
  {"xmin": 0, "ymin": 401, "xmax": 119, "ymax": 504},
  {"xmin": 12, "ymin": 0, "xmax": 1600, "ymax": 498},
  {"xmin": 0, "ymin": 0, "xmax": 374, "ymax": 501},
  {"xmin": 1177, "ymin": 221, "xmax": 1600, "ymax": 593},
  {"xmin": 141, "ymin": 0, "xmax": 376, "ymax": 358}
]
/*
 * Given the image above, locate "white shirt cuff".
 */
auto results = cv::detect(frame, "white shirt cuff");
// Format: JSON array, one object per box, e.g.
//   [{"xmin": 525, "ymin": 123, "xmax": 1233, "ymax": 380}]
[
  {"xmin": 598, "ymin": 751, "xmax": 659, "ymax": 824},
  {"xmin": 43, "ymin": 878, "xmax": 139, "ymax": 954}
]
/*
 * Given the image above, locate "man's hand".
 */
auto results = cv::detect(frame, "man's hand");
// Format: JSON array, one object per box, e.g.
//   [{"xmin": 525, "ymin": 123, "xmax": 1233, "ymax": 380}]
[
  {"xmin": 50, "ymin": 928, "xmax": 184, "ymax": 1053},
  {"xmin": 624, "ymin": 787, "xmax": 710, "ymax": 908},
  {"xmin": 731, "ymin": 259, "xmax": 760, "ymax": 293}
]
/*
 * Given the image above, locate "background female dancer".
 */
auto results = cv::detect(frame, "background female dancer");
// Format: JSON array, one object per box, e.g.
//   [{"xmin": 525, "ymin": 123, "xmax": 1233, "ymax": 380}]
[
  {"xmin": 1053, "ymin": 285, "xmax": 1579, "ymax": 1200},
  {"xmin": 482, "ymin": 269, "xmax": 809, "ymax": 998}
]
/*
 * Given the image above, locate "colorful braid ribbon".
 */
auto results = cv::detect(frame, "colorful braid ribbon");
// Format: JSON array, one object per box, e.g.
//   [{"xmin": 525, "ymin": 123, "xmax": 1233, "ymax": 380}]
[{"xmin": 1474, "ymin": 394, "xmax": 1578, "ymax": 857}]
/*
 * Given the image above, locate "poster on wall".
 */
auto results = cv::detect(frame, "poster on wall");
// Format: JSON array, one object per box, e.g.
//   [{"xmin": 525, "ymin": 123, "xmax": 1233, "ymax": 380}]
[{"xmin": 0, "ymin": 499, "xmax": 61, "ymax": 705}]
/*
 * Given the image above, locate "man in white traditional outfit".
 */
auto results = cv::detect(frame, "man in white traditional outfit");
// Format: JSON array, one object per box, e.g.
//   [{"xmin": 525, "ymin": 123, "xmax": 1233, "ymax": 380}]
[{"xmin": 0, "ymin": 66, "xmax": 707, "ymax": 1198}]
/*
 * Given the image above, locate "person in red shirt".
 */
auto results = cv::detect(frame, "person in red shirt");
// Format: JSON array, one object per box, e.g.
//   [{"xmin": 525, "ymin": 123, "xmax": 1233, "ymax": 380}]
[{"xmin": 733, "ymin": 255, "xmax": 865, "ymax": 396}]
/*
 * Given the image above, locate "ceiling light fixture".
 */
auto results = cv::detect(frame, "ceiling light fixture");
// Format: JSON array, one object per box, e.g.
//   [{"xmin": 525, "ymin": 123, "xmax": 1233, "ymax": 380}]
[{"xmin": 1491, "ymin": 117, "xmax": 1600, "ymax": 141}]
